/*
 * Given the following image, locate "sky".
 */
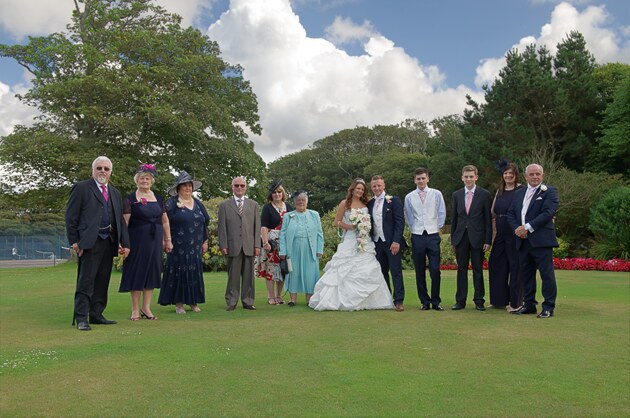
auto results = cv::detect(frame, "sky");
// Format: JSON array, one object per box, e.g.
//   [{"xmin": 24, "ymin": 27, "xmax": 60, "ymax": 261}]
[{"xmin": 0, "ymin": 0, "xmax": 628, "ymax": 162}]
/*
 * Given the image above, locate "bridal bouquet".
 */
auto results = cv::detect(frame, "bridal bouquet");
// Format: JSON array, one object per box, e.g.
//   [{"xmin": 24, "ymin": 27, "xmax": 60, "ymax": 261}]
[{"xmin": 348, "ymin": 209, "xmax": 372, "ymax": 252}]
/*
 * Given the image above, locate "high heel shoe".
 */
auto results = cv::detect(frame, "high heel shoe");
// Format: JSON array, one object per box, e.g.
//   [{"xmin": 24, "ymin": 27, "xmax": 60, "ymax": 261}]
[
  {"xmin": 140, "ymin": 310, "xmax": 157, "ymax": 320},
  {"xmin": 130, "ymin": 316, "xmax": 140, "ymax": 321}
]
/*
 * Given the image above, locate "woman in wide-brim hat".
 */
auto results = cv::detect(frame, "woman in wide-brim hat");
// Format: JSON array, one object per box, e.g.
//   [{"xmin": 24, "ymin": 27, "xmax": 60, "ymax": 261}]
[
  {"xmin": 256, "ymin": 179, "xmax": 293, "ymax": 304},
  {"xmin": 158, "ymin": 171, "xmax": 210, "ymax": 314}
]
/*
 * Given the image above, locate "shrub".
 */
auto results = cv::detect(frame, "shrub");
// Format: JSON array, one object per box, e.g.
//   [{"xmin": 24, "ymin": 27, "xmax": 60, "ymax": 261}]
[
  {"xmin": 589, "ymin": 186, "xmax": 630, "ymax": 260},
  {"xmin": 553, "ymin": 237, "xmax": 570, "ymax": 259},
  {"xmin": 320, "ymin": 209, "xmax": 342, "ymax": 267}
]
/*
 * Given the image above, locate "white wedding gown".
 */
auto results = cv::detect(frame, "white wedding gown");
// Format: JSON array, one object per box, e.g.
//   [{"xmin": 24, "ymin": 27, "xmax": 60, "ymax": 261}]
[{"xmin": 309, "ymin": 208, "xmax": 394, "ymax": 311}]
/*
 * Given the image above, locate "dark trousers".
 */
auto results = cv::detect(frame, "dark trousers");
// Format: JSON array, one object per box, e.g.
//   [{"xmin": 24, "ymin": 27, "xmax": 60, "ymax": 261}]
[
  {"xmin": 74, "ymin": 237, "xmax": 114, "ymax": 322},
  {"xmin": 518, "ymin": 240, "xmax": 557, "ymax": 311},
  {"xmin": 411, "ymin": 232, "xmax": 441, "ymax": 306},
  {"xmin": 455, "ymin": 230, "xmax": 485, "ymax": 306},
  {"xmin": 488, "ymin": 232, "xmax": 523, "ymax": 308},
  {"xmin": 374, "ymin": 239, "xmax": 405, "ymax": 304},
  {"xmin": 225, "ymin": 250, "xmax": 255, "ymax": 307}
]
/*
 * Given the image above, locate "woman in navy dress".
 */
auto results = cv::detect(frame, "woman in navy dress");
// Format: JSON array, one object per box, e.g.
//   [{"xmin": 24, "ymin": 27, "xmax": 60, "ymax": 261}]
[
  {"xmin": 158, "ymin": 171, "xmax": 210, "ymax": 314},
  {"xmin": 120, "ymin": 163, "xmax": 172, "ymax": 321},
  {"xmin": 488, "ymin": 161, "xmax": 523, "ymax": 311}
]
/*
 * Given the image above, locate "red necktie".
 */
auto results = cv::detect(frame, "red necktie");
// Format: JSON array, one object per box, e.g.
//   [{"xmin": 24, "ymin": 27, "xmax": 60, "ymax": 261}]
[{"xmin": 101, "ymin": 185, "xmax": 109, "ymax": 202}]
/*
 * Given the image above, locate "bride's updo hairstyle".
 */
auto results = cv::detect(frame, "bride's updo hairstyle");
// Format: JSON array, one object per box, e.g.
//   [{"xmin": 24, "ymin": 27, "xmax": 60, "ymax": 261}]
[{"xmin": 344, "ymin": 178, "xmax": 370, "ymax": 211}]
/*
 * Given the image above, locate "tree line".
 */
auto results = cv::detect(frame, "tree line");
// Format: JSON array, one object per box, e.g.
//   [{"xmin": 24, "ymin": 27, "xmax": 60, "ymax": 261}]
[{"xmin": 0, "ymin": 1, "xmax": 628, "ymax": 259}]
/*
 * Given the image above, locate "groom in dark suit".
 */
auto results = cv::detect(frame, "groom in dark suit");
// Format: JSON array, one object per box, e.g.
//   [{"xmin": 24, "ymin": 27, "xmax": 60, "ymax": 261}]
[
  {"xmin": 451, "ymin": 165, "xmax": 492, "ymax": 311},
  {"xmin": 507, "ymin": 163, "xmax": 559, "ymax": 318},
  {"xmin": 368, "ymin": 176, "xmax": 406, "ymax": 311},
  {"xmin": 65, "ymin": 156, "xmax": 130, "ymax": 331}
]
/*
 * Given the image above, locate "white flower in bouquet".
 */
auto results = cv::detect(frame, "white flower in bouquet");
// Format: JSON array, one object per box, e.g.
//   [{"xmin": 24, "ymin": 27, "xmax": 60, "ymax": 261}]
[{"xmin": 349, "ymin": 208, "xmax": 372, "ymax": 252}]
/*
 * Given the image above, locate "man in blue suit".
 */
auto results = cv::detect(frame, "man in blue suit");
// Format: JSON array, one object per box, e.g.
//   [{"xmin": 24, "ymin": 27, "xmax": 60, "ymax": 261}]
[
  {"xmin": 507, "ymin": 163, "xmax": 559, "ymax": 318},
  {"xmin": 368, "ymin": 176, "xmax": 406, "ymax": 311}
]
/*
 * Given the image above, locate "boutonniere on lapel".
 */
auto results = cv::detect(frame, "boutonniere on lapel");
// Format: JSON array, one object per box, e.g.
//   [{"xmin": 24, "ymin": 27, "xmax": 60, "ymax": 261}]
[
  {"xmin": 540, "ymin": 185, "xmax": 548, "ymax": 192},
  {"xmin": 385, "ymin": 195, "xmax": 392, "ymax": 203},
  {"xmin": 288, "ymin": 213, "xmax": 296, "ymax": 219},
  {"xmin": 176, "ymin": 199, "xmax": 184, "ymax": 208}
]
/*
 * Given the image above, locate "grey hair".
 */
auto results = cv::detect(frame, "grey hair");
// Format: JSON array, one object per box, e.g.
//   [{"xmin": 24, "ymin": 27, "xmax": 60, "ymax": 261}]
[
  {"xmin": 525, "ymin": 163, "xmax": 544, "ymax": 174},
  {"xmin": 294, "ymin": 192, "xmax": 308, "ymax": 201},
  {"xmin": 92, "ymin": 156, "xmax": 112, "ymax": 170},
  {"xmin": 134, "ymin": 171, "xmax": 155, "ymax": 185}
]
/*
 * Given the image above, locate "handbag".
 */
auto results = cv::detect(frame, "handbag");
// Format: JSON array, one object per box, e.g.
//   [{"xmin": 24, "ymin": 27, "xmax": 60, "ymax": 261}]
[{"xmin": 279, "ymin": 257, "xmax": 292, "ymax": 276}]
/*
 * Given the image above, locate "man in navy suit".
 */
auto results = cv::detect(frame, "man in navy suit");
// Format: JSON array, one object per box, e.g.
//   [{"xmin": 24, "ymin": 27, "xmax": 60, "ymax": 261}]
[
  {"xmin": 451, "ymin": 165, "xmax": 492, "ymax": 311},
  {"xmin": 404, "ymin": 167, "xmax": 446, "ymax": 311},
  {"xmin": 65, "ymin": 156, "xmax": 130, "ymax": 331},
  {"xmin": 368, "ymin": 176, "xmax": 406, "ymax": 311},
  {"xmin": 507, "ymin": 163, "xmax": 559, "ymax": 318}
]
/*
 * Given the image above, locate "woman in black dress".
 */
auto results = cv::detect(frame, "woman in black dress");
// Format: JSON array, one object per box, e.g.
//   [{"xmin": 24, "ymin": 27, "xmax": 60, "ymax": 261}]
[
  {"xmin": 257, "ymin": 180, "xmax": 293, "ymax": 304},
  {"xmin": 120, "ymin": 163, "xmax": 172, "ymax": 321},
  {"xmin": 158, "ymin": 171, "xmax": 209, "ymax": 314},
  {"xmin": 488, "ymin": 161, "xmax": 523, "ymax": 311}
]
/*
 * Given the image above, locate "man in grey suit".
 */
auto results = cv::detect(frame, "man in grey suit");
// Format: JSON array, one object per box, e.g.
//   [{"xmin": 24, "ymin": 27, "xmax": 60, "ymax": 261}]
[
  {"xmin": 450, "ymin": 165, "xmax": 492, "ymax": 311},
  {"xmin": 218, "ymin": 176, "xmax": 261, "ymax": 310}
]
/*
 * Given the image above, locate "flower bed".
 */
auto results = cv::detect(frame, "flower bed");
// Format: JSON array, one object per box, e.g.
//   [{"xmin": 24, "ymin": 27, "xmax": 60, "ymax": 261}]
[{"xmin": 440, "ymin": 258, "xmax": 630, "ymax": 272}]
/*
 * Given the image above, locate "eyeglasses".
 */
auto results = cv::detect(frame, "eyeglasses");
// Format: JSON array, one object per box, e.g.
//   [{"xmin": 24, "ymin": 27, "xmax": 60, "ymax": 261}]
[
  {"xmin": 233, "ymin": 184, "xmax": 246, "ymax": 188},
  {"xmin": 96, "ymin": 166, "xmax": 111, "ymax": 172}
]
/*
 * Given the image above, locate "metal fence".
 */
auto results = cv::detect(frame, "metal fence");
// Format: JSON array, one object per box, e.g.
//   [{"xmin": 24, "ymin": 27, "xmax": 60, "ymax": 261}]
[{"xmin": 0, "ymin": 235, "xmax": 70, "ymax": 261}]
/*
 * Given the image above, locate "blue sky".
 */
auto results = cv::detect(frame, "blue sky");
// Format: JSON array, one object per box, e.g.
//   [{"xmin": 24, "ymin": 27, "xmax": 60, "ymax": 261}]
[{"xmin": 0, "ymin": 0, "xmax": 628, "ymax": 160}]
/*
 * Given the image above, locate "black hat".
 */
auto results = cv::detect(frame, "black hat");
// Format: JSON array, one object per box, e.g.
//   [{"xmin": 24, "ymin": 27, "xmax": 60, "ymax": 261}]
[
  {"xmin": 495, "ymin": 158, "xmax": 510, "ymax": 174},
  {"xmin": 267, "ymin": 179, "xmax": 283, "ymax": 199},
  {"xmin": 168, "ymin": 171, "xmax": 202, "ymax": 196}
]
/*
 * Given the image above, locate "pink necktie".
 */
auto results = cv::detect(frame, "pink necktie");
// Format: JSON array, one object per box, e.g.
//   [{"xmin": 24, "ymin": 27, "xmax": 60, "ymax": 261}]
[
  {"xmin": 419, "ymin": 189, "xmax": 426, "ymax": 203},
  {"xmin": 101, "ymin": 185, "xmax": 108, "ymax": 202},
  {"xmin": 465, "ymin": 190, "xmax": 472, "ymax": 214},
  {"xmin": 375, "ymin": 197, "xmax": 382, "ymax": 210},
  {"xmin": 524, "ymin": 188, "xmax": 536, "ymax": 208}
]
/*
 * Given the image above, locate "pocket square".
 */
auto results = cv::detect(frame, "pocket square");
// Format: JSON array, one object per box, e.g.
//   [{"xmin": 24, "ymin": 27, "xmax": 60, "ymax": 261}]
[{"xmin": 536, "ymin": 197, "xmax": 543, "ymax": 200}]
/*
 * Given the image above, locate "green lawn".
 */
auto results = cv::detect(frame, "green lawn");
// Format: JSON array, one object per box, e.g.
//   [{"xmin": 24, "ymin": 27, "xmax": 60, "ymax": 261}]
[{"xmin": 1, "ymin": 263, "xmax": 628, "ymax": 417}]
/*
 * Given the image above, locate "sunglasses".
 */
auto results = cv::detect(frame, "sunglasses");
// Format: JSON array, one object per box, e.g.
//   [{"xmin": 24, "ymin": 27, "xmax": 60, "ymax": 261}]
[
  {"xmin": 96, "ymin": 166, "xmax": 111, "ymax": 172},
  {"xmin": 233, "ymin": 184, "xmax": 246, "ymax": 188}
]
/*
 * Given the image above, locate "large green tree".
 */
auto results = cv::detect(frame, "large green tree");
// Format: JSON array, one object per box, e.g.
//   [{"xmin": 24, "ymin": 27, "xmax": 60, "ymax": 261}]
[
  {"xmin": 463, "ymin": 31, "xmax": 604, "ymax": 172},
  {"xmin": 0, "ymin": 0, "xmax": 264, "ymax": 210}
]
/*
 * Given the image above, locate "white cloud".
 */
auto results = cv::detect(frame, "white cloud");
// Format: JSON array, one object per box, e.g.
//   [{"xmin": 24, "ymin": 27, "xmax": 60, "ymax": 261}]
[
  {"xmin": 0, "ymin": 0, "xmax": 214, "ymax": 39},
  {"xmin": 208, "ymin": 0, "xmax": 479, "ymax": 161},
  {"xmin": 0, "ymin": 81, "xmax": 39, "ymax": 137},
  {"xmin": 475, "ymin": 2, "xmax": 630, "ymax": 88},
  {"xmin": 324, "ymin": 16, "xmax": 375, "ymax": 46}
]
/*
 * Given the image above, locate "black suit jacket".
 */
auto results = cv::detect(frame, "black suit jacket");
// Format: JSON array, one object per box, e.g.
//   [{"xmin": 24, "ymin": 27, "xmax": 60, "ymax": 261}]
[
  {"xmin": 507, "ymin": 185, "xmax": 559, "ymax": 249},
  {"xmin": 450, "ymin": 187, "xmax": 492, "ymax": 248},
  {"xmin": 367, "ymin": 195, "xmax": 406, "ymax": 251},
  {"xmin": 65, "ymin": 179, "xmax": 129, "ymax": 250}
]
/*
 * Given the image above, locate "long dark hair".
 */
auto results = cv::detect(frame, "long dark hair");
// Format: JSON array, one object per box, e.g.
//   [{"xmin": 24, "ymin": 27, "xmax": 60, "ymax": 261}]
[
  {"xmin": 344, "ymin": 178, "xmax": 370, "ymax": 211},
  {"xmin": 497, "ymin": 163, "xmax": 521, "ymax": 196}
]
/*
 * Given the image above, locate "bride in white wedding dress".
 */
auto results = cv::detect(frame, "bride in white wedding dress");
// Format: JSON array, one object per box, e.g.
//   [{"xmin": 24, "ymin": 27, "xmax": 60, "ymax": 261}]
[{"xmin": 309, "ymin": 179, "xmax": 394, "ymax": 311}]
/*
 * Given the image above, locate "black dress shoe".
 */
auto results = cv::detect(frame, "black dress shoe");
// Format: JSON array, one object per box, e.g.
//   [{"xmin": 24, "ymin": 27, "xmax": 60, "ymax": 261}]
[
  {"xmin": 475, "ymin": 304, "xmax": 486, "ymax": 311},
  {"xmin": 90, "ymin": 317, "xmax": 117, "ymax": 325},
  {"xmin": 420, "ymin": 304, "xmax": 430, "ymax": 311},
  {"xmin": 287, "ymin": 301, "xmax": 296, "ymax": 307},
  {"xmin": 243, "ymin": 305, "xmax": 257, "ymax": 310},
  {"xmin": 432, "ymin": 304, "xmax": 444, "ymax": 311},
  {"xmin": 226, "ymin": 305, "xmax": 236, "ymax": 311},
  {"xmin": 537, "ymin": 310, "xmax": 554, "ymax": 318},
  {"xmin": 451, "ymin": 304, "xmax": 465, "ymax": 310},
  {"xmin": 511, "ymin": 306, "xmax": 537, "ymax": 315},
  {"xmin": 77, "ymin": 321, "xmax": 91, "ymax": 331}
]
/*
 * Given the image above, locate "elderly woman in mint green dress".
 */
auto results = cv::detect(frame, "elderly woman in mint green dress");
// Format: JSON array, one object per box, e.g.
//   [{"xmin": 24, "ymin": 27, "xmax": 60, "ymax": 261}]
[{"xmin": 279, "ymin": 192, "xmax": 324, "ymax": 307}]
